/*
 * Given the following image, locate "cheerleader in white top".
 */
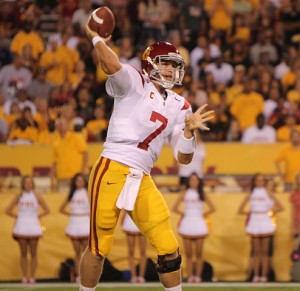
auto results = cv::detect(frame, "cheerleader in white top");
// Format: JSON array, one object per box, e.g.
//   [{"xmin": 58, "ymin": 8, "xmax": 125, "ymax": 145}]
[
  {"xmin": 5, "ymin": 176, "xmax": 50, "ymax": 284},
  {"xmin": 60, "ymin": 173, "xmax": 89, "ymax": 283},
  {"xmin": 173, "ymin": 173, "xmax": 215, "ymax": 283},
  {"xmin": 121, "ymin": 212, "xmax": 147, "ymax": 283},
  {"xmin": 238, "ymin": 173, "xmax": 283, "ymax": 283}
]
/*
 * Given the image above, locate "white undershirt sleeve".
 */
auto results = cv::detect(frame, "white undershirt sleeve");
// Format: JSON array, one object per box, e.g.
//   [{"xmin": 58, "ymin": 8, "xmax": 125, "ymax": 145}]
[{"xmin": 105, "ymin": 64, "xmax": 134, "ymax": 99}]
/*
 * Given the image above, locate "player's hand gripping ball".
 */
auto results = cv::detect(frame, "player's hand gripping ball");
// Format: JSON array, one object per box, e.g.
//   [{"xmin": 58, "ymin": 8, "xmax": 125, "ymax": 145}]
[{"xmin": 87, "ymin": 6, "xmax": 115, "ymax": 38}]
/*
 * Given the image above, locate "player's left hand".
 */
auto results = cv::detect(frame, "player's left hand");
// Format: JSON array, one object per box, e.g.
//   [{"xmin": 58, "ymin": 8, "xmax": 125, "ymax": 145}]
[{"xmin": 185, "ymin": 104, "xmax": 215, "ymax": 132}]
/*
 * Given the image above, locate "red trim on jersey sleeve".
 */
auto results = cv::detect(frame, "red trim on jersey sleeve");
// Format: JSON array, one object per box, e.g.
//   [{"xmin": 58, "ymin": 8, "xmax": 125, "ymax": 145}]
[
  {"xmin": 129, "ymin": 65, "xmax": 145, "ymax": 87},
  {"xmin": 181, "ymin": 99, "xmax": 191, "ymax": 111}
]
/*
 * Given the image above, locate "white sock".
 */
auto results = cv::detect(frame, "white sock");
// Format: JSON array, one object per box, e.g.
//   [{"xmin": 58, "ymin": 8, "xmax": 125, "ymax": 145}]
[
  {"xmin": 79, "ymin": 284, "xmax": 96, "ymax": 291},
  {"xmin": 164, "ymin": 285, "xmax": 182, "ymax": 291}
]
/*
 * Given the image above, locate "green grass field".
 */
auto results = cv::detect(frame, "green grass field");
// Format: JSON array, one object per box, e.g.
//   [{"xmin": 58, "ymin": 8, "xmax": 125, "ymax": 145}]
[
  {"xmin": 1, "ymin": 283, "xmax": 300, "ymax": 291},
  {"xmin": 2, "ymin": 289, "xmax": 300, "ymax": 291},
  {"xmin": 1, "ymin": 288, "xmax": 300, "ymax": 291}
]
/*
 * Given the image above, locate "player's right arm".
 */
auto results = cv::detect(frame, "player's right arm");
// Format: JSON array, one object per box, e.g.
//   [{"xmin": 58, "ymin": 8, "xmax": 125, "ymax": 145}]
[{"xmin": 85, "ymin": 21, "xmax": 121, "ymax": 75}]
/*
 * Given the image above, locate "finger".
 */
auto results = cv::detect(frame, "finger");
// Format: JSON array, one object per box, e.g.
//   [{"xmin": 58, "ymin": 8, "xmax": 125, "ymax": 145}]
[
  {"xmin": 85, "ymin": 23, "xmax": 92, "ymax": 36},
  {"xmin": 196, "ymin": 104, "xmax": 208, "ymax": 113},
  {"xmin": 200, "ymin": 115, "xmax": 215, "ymax": 123},
  {"xmin": 85, "ymin": 16, "xmax": 91, "ymax": 30},
  {"xmin": 199, "ymin": 124, "xmax": 210, "ymax": 131},
  {"xmin": 199, "ymin": 110, "xmax": 215, "ymax": 118},
  {"xmin": 104, "ymin": 35, "xmax": 112, "ymax": 42}
]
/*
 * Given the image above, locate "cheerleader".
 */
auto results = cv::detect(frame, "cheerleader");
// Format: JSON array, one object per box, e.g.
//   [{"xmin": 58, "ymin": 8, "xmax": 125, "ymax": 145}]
[
  {"xmin": 238, "ymin": 173, "xmax": 283, "ymax": 283},
  {"xmin": 59, "ymin": 173, "xmax": 89, "ymax": 283},
  {"xmin": 5, "ymin": 176, "xmax": 50, "ymax": 284},
  {"xmin": 173, "ymin": 173, "xmax": 215, "ymax": 283},
  {"xmin": 121, "ymin": 212, "xmax": 147, "ymax": 283}
]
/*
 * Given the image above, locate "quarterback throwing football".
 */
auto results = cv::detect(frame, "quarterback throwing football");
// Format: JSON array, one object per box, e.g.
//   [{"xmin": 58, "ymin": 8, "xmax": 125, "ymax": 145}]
[{"xmin": 79, "ymin": 20, "xmax": 214, "ymax": 291}]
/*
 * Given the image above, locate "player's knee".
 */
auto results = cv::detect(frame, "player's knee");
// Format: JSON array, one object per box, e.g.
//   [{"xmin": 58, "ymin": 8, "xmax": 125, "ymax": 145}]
[
  {"xmin": 147, "ymin": 221, "xmax": 179, "ymax": 254},
  {"xmin": 156, "ymin": 250, "xmax": 182, "ymax": 274},
  {"xmin": 99, "ymin": 236, "xmax": 113, "ymax": 257},
  {"xmin": 160, "ymin": 229, "xmax": 179, "ymax": 254}
]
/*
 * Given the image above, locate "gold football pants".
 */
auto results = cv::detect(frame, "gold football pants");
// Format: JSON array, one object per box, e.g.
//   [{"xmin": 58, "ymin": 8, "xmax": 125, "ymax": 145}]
[{"xmin": 88, "ymin": 157, "xmax": 178, "ymax": 257}]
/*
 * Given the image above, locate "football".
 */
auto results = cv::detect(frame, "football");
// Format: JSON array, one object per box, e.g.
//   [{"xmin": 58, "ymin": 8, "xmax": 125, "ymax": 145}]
[{"xmin": 87, "ymin": 6, "xmax": 115, "ymax": 38}]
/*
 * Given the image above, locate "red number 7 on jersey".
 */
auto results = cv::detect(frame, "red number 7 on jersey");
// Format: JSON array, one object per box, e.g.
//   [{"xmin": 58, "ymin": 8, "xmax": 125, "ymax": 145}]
[{"xmin": 138, "ymin": 111, "xmax": 168, "ymax": 151}]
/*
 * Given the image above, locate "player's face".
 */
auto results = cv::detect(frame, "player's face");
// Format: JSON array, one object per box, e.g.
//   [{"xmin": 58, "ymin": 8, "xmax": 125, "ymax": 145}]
[
  {"xmin": 156, "ymin": 60, "xmax": 179, "ymax": 80},
  {"xmin": 75, "ymin": 175, "xmax": 85, "ymax": 189}
]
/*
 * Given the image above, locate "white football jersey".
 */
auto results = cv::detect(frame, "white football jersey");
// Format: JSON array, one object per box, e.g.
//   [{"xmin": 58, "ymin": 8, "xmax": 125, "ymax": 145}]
[{"xmin": 102, "ymin": 64, "xmax": 192, "ymax": 174}]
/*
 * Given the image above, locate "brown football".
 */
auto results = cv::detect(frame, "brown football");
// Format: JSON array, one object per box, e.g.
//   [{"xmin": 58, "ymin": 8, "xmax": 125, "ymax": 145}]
[{"xmin": 87, "ymin": 6, "xmax": 115, "ymax": 38}]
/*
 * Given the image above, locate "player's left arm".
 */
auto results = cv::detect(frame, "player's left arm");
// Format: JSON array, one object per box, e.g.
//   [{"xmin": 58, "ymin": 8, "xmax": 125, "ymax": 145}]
[
  {"xmin": 180, "ymin": 104, "xmax": 214, "ymax": 163},
  {"xmin": 169, "ymin": 104, "xmax": 214, "ymax": 164}
]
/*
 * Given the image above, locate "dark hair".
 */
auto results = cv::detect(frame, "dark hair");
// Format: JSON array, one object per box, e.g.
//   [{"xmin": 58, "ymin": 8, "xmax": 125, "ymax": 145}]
[
  {"xmin": 68, "ymin": 173, "xmax": 88, "ymax": 202},
  {"xmin": 186, "ymin": 172, "xmax": 205, "ymax": 201}
]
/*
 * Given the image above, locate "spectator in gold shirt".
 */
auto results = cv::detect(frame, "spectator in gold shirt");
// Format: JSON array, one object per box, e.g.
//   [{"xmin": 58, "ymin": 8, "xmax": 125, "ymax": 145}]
[
  {"xmin": 287, "ymin": 80, "xmax": 300, "ymax": 108},
  {"xmin": 2, "ymin": 102, "xmax": 20, "ymax": 130},
  {"xmin": 230, "ymin": 78, "xmax": 264, "ymax": 131},
  {"xmin": 86, "ymin": 104, "xmax": 108, "ymax": 142},
  {"xmin": 281, "ymin": 60, "xmax": 300, "ymax": 93},
  {"xmin": 276, "ymin": 114, "xmax": 300, "ymax": 142},
  {"xmin": 10, "ymin": 19, "xmax": 44, "ymax": 61},
  {"xmin": 205, "ymin": 0, "xmax": 233, "ymax": 31},
  {"xmin": 275, "ymin": 129, "xmax": 300, "ymax": 190},
  {"xmin": 39, "ymin": 37, "xmax": 68, "ymax": 86},
  {"xmin": 50, "ymin": 117, "xmax": 88, "ymax": 193},
  {"xmin": 7, "ymin": 106, "xmax": 38, "ymax": 145}
]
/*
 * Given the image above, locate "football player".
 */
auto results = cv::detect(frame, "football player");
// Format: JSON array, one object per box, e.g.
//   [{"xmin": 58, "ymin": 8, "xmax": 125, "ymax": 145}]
[{"xmin": 79, "ymin": 22, "xmax": 215, "ymax": 291}]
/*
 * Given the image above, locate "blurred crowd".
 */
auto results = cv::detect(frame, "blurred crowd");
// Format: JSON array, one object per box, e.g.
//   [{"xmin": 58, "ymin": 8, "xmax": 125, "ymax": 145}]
[{"xmin": 0, "ymin": 0, "xmax": 300, "ymax": 145}]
